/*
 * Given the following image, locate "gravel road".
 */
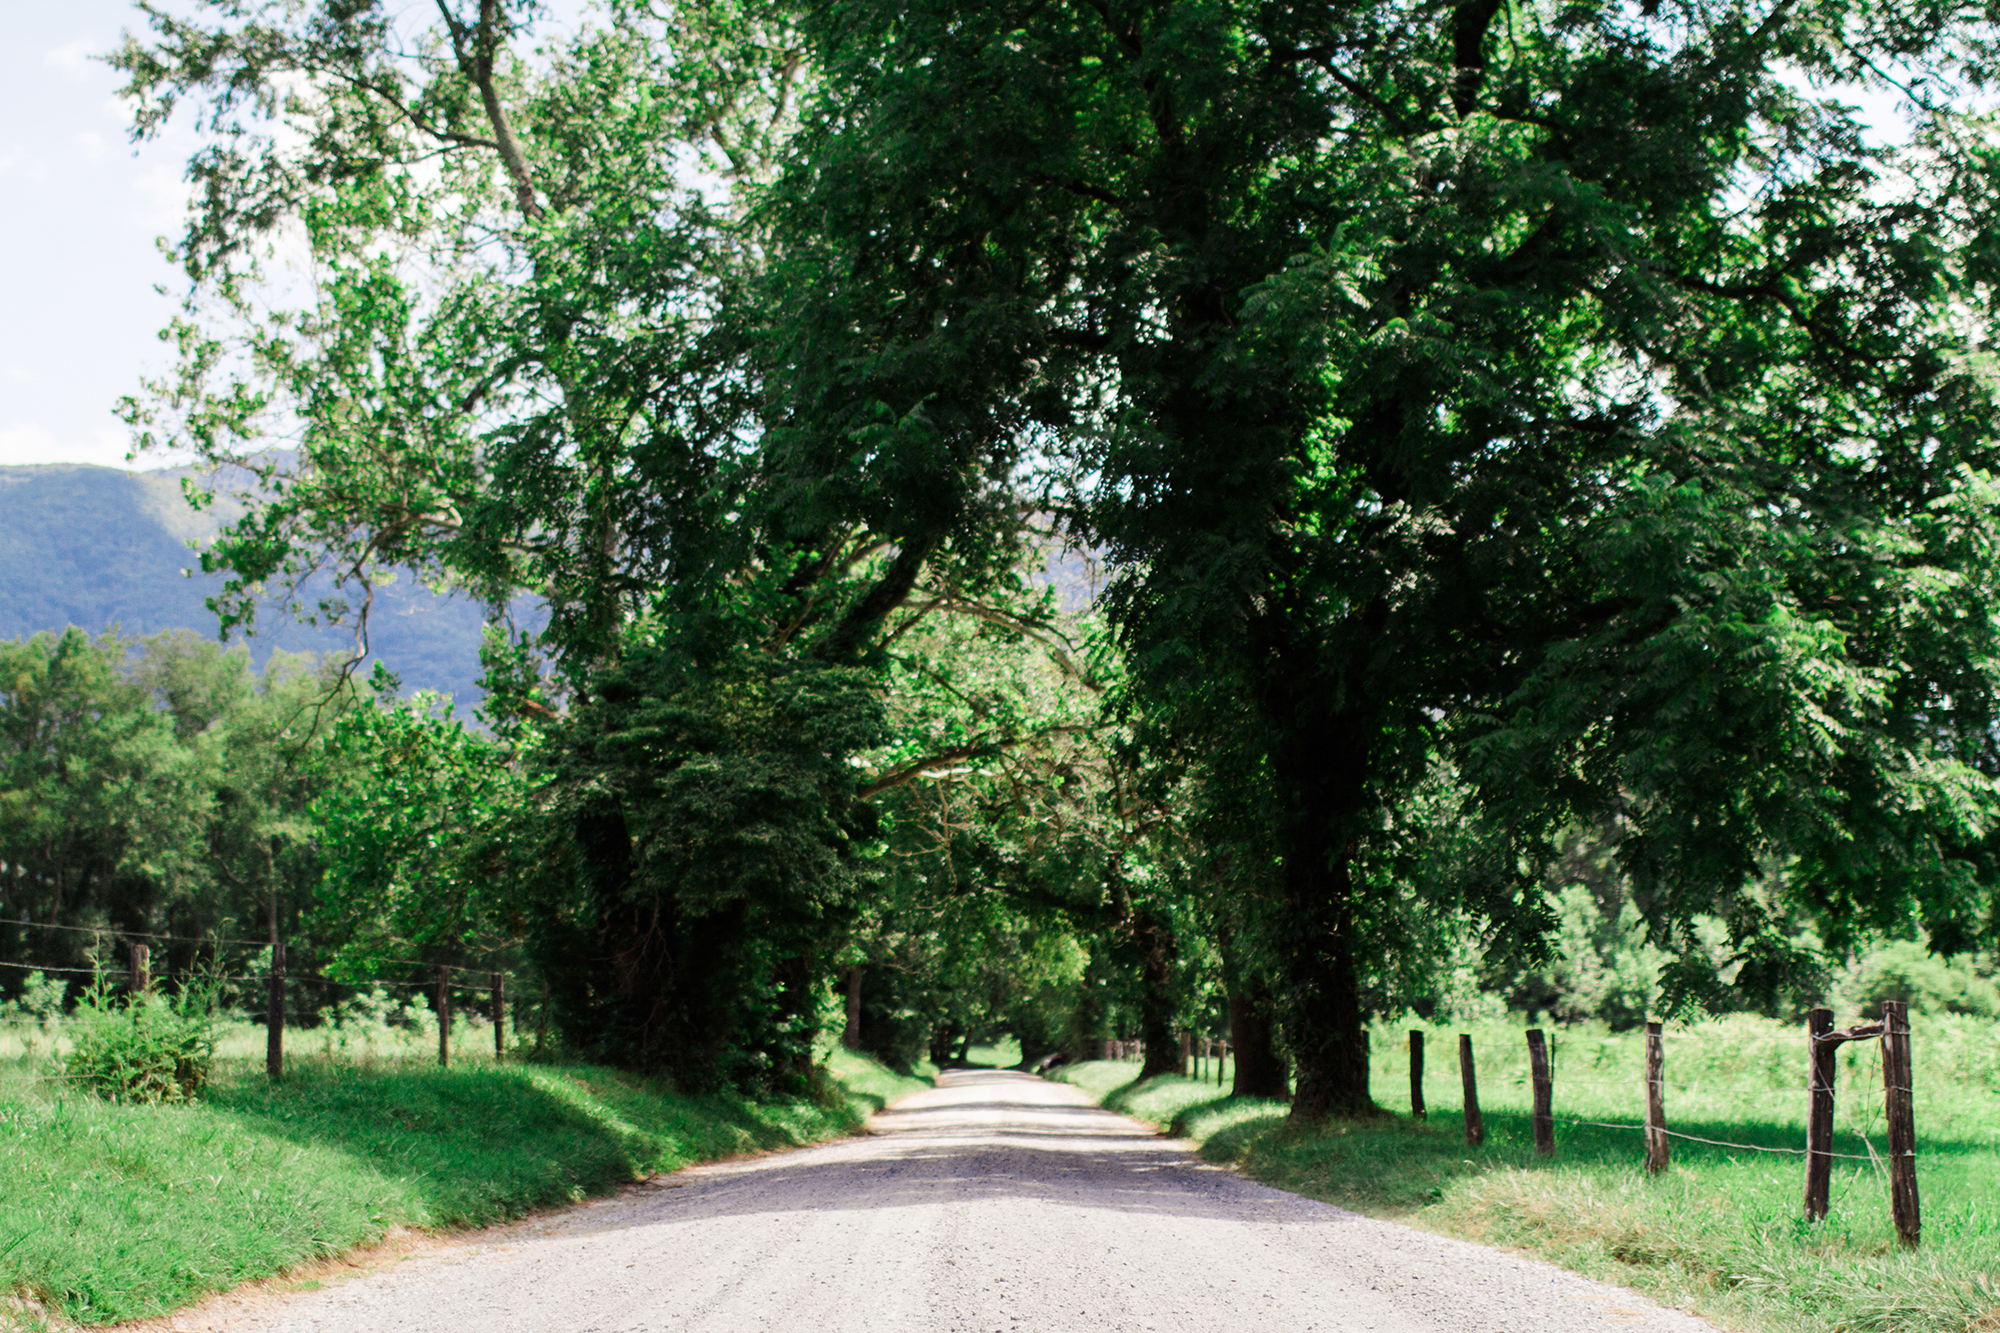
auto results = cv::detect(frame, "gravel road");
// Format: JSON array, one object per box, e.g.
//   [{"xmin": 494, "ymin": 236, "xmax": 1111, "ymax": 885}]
[{"xmin": 179, "ymin": 1070, "xmax": 1721, "ymax": 1333}]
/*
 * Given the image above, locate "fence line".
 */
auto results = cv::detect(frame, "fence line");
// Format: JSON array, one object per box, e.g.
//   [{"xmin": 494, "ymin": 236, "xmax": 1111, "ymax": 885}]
[
  {"xmin": 0, "ymin": 918, "xmax": 510, "ymax": 984},
  {"xmin": 0, "ymin": 915, "xmax": 267, "ymax": 948},
  {"xmin": 1550, "ymin": 1114, "xmax": 1886, "ymax": 1160},
  {"xmin": 1431, "ymin": 1008, "xmax": 1924, "ymax": 1245}
]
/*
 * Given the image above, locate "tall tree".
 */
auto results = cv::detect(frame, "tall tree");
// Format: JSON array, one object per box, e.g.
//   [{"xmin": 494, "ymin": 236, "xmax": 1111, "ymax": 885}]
[
  {"xmin": 112, "ymin": 0, "xmax": 1068, "ymax": 1085},
  {"xmin": 778, "ymin": 0, "xmax": 2000, "ymax": 1118}
]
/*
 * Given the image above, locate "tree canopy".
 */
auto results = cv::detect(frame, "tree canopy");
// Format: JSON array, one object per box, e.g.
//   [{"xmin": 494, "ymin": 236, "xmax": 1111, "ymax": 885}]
[{"xmin": 86, "ymin": 0, "xmax": 2000, "ymax": 1114}]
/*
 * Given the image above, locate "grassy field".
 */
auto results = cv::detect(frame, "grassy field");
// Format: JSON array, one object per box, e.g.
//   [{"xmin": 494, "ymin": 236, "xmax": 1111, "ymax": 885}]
[
  {"xmin": 1057, "ymin": 1014, "xmax": 2000, "ymax": 1333},
  {"xmin": 0, "ymin": 1026, "xmax": 931, "ymax": 1328}
]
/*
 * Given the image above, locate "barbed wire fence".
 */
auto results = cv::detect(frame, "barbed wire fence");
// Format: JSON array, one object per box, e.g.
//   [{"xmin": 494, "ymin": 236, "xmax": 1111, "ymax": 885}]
[
  {"xmin": 0, "ymin": 914, "xmax": 532, "ymax": 1085},
  {"xmin": 1409, "ymin": 1007, "xmax": 1923, "ymax": 1247}
]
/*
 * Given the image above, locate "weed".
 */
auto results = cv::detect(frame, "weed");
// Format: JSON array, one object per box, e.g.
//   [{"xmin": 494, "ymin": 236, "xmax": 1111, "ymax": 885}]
[{"xmin": 62, "ymin": 976, "xmax": 221, "ymax": 1105}]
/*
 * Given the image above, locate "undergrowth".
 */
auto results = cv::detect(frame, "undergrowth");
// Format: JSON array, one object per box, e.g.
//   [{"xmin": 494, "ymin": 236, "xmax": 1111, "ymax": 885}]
[
  {"xmin": 0, "ymin": 1046, "xmax": 928, "ymax": 1327},
  {"xmin": 1056, "ymin": 1015, "xmax": 2000, "ymax": 1333}
]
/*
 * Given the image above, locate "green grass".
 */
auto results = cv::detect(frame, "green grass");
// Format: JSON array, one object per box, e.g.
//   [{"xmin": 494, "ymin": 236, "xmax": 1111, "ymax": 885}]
[
  {"xmin": 1057, "ymin": 1015, "xmax": 2000, "ymax": 1333},
  {"xmin": 963, "ymin": 1036, "xmax": 1024, "ymax": 1068},
  {"xmin": 0, "ymin": 1044, "xmax": 930, "ymax": 1327}
]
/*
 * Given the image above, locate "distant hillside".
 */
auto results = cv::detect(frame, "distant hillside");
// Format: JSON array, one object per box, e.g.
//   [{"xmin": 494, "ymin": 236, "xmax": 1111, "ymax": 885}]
[{"xmin": 0, "ymin": 463, "xmax": 498, "ymax": 702}]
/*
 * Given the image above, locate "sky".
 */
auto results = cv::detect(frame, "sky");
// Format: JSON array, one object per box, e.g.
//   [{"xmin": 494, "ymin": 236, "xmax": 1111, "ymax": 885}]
[
  {"xmin": 0, "ymin": 4, "xmax": 1920, "ymax": 474},
  {"xmin": 0, "ymin": 0, "xmax": 202, "ymax": 469}
]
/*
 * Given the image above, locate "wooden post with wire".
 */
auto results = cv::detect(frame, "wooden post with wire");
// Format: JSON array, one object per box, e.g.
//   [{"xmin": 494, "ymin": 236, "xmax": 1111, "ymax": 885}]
[
  {"xmin": 437, "ymin": 966, "xmax": 452, "ymax": 1069},
  {"xmin": 1526, "ymin": 1028, "xmax": 1554, "ymax": 1155},
  {"xmin": 265, "ymin": 942, "xmax": 284, "ymax": 1081},
  {"xmin": 1408, "ymin": 1030, "xmax": 1426, "ymax": 1120},
  {"xmin": 1881, "ymin": 1000, "xmax": 1920, "ymax": 1248},
  {"xmin": 1644, "ymin": 1020, "xmax": 1669, "ymax": 1174},
  {"xmin": 1804, "ymin": 1007, "xmax": 1836, "ymax": 1221},
  {"xmin": 130, "ymin": 942, "xmax": 150, "ymax": 996},
  {"xmin": 1459, "ymin": 1034, "xmax": 1484, "ymax": 1147},
  {"xmin": 491, "ymin": 971, "xmax": 506, "ymax": 1059}
]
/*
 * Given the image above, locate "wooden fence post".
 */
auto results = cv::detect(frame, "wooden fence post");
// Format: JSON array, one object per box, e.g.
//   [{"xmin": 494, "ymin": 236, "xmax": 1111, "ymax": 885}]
[
  {"xmin": 1881, "ymin": 1000, "xmax": 1920, "ymax": 1248},
  {"xmin": 1409, "ymin": 1030, "xmax": 1426, "ymax": 1120},
  {"xmin": 1804, "ymin": 1007, "xmax": 1836, "ymax": 1221},
  {"xmin": 1527, "ymin": 1028, "xmax": 1554, "ymax": 1155},
  {"xmin": 491, "ymin": 971, "xmax": 505, "ymax": 1059},
  {"xmin": 1218, "ymin": 1039, "xmax": 1228, "ymax": 1089},
  {"xmin": 1644, "ymin": 1020, "xmax": 1669, "ymax": 1174},
  {"xmin": 1459, "ymin": 1034, "xmax": 1484, "ymax": 1148},
  {"xmin": 130, "ymin": 943, "xmax": 150, "ymax": 996},
  {"xmin": 265, "ymin": 942, "xmax": 284, "ymax": 1081},
  {"xmin": 437, "ymin": 966, "xmax": 452, "ymax": 1069}
]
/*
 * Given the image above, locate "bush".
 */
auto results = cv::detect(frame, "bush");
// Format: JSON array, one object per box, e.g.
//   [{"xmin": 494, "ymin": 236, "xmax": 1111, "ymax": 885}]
[
  {"xmin": 2, "ymin": 969, "xmax": 68, "ymax": 1029},
  {"xmin": 1837, "ymin": 940, "xmax": 2000, "ymax": 1020},
  {"xmin": 64, "ymin": 978, "xmax": 220, "ymax": 1104}
]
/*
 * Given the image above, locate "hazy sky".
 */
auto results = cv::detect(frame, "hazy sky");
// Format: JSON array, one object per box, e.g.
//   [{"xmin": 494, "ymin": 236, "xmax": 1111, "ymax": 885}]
[
  {"xmin": 0, "ymin": 3, "xmax": 1916, "ymax": 473},
  {"xmin": 0, "ymin": 0, "xmax": 201, "ymax": 469}
]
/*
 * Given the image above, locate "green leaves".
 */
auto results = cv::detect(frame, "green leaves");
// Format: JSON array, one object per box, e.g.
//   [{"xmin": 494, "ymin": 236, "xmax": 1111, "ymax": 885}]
[{"xmin": 309, "ymin": 683, "xmax": 521, "ymax": 976}]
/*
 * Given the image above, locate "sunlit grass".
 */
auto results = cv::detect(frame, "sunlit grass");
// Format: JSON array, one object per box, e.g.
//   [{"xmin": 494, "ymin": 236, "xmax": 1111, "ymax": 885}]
[
  {"xmin": 962, "ymin": 1036, "xmax": 1023, "ymax": 1068},
  {"xmin": 1057, "ymin": 1014, "xmax": 2000, "ymax": 1333},
  {"xmin": 0, "ymin": 1039, "xmax": 931, "ymax": 1327}
]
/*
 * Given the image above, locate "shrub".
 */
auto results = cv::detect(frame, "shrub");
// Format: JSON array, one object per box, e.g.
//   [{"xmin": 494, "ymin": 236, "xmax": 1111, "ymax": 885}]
[
  {"xmin": 64, "ymin": 977, "xmax": 220, "ymax": 1104},
  {"xmin": 1837, "ymin": 941, "xmax": 2000, "ymax": 1019},
  {"xmin": 1, "ymin": 969, "xmax": 68, "ymax": 1029}
]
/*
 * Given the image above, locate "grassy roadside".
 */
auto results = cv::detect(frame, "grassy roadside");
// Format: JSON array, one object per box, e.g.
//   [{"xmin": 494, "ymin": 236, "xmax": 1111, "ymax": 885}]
[
  {"xmin": 1055, "ymin": 1017, "xmax": 2000, "ymax": 1333},
  {"xmin": 0, "ymin": 1047, "xmax": 931, "ymax": 1327}
]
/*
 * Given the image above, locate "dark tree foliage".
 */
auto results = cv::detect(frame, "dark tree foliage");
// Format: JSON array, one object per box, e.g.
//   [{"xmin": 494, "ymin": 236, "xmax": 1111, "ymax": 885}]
[
  {"xmin": 110, "ymin": 0, "xmax": 2000, "ymax": 1114},
  {"xmin": 520, "ymin": 647, "xmax": 886, "ymax": 1089},
  {"xmin": 780, "ymin": 0, "xmax": 2000, "ymax": 1117}
]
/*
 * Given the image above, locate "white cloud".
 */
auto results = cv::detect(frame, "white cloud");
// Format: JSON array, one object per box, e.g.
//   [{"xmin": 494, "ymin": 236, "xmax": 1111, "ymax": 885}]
[
  {"xmin": 0, "ymin": 421, "xmax": 137, "ymax": 469},
  {"xmin": 43, "ymin": 39, "xmax": 94, "ymax": 75},
  {"xmin": 77, "ymin": 130, "xmax": 109, "ymax": 161}
]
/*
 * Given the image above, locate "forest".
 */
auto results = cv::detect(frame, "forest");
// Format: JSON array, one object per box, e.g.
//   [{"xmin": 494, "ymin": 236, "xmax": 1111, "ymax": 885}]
[{"xmin": 8, "ymin": 0, "xmax": 2000, "ymax": 1126}]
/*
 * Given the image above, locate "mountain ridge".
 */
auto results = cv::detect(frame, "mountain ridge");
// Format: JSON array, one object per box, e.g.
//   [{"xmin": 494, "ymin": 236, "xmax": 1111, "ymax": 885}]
[{"xmin": 0, "ymin": 462, "xmax": 494, "ymax": 701}]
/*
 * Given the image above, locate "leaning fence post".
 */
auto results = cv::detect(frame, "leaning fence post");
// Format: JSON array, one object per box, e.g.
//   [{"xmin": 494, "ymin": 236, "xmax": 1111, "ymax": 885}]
[
  {"xmin": 1804, "ymin": 1007, "xmax": 1836, "ymax": 1221},
  {"xmin": 491, "ymin": 971, "xmax": 505, "ymax": 1059},
  {"xmin": 1459, "ymin": 1033, "xmax": 1484, "ymax": 1147},
  {"xmin": 130, "ymin": 942, "xmax": 150, "ymax": 997},
  {"xmin": 1409, "ymin": 1030, "xmax": 1426, "ymax": 1120},
  {"xmin": 1527, "ymin": 1028, "xmax": 1554, "ymax": 1155},
  {"xmin": 437, "ymin": 965, "xmax": 452, "ymax": 1069},
  {"xmin": 1644, "ymin": 1020, "xmax": 1669, "ymax": 1174},
  {"xmin": 265, "ymin": 942, "xmax": 285, "ymax": 1080},
  {"xmin": 1881, "ymin": 1000, "xmax": 1920, "ymax": 1248}
]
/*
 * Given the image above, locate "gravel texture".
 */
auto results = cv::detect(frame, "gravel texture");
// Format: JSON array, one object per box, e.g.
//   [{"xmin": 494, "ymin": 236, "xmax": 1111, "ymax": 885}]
[{"xmin": 177, "ymin": 1069, "xmax": 1721, "ymax": 1333}]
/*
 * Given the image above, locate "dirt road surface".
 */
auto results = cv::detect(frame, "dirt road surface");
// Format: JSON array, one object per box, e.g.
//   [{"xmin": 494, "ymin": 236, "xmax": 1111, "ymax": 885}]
[{"xmin": 175, "ymin": 1070, "xmax": 1718, "ymax": 1333}]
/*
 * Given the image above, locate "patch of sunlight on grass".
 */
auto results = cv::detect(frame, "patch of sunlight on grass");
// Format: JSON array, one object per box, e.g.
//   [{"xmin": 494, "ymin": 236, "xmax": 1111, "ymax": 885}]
[
  {"xmin": 1059, "ymin": 1015, "xmax": 2000, "ymax": 1333},
  {"xmin": 0, "ymin": 1050, "xmax": 922, "ymax": 1327},
  {"xmin": 963, "ymin": 1036, "xmax": 1022, "ymax": 1068}
]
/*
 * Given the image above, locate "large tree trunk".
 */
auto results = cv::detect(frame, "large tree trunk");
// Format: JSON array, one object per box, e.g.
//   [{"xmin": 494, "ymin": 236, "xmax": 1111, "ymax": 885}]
[
  {"xmin": 1067, "ymin": 967, "xmax": 1104, "ymax": 1063},
  {"xmin": 1265, "ymin": 696, "xmax": 1377, "ymax": 1122},
  {"xmin": 1134, "ymin": 907, "xmax": 1183, "ymax": 1080},
  {"xmin": 1228, "ymin": 984, "xmax": 1290, "ymax": 1099},
  {"xmin": 1279, "ymin": 824, "xmax": 1374, "ymax": 1121},
  {"xmin": 842, "ymin": 966, "xmax": 863, "ymax": 1051}
]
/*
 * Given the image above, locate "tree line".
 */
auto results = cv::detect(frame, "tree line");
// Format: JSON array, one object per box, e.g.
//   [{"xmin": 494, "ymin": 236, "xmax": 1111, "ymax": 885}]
[{"xmin": 26, "ymin": 0, "xmax": 1998, "ymax": 1114}]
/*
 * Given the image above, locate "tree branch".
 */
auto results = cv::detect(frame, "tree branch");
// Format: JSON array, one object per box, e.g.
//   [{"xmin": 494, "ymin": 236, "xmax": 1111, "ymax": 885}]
[{"xmin": 438, "ymin": 0, "xmax": 543, "ymax": 219}]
